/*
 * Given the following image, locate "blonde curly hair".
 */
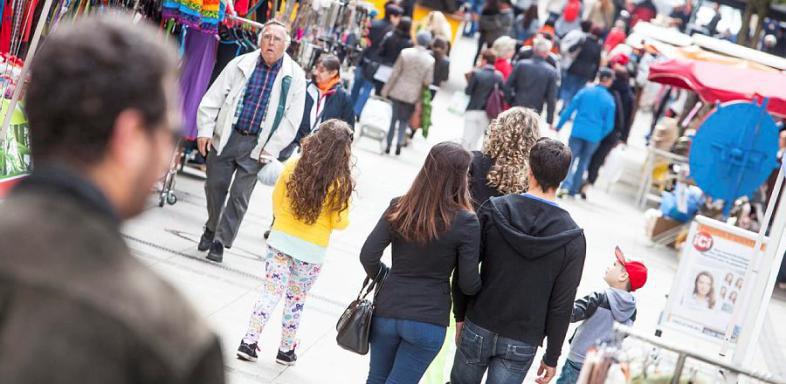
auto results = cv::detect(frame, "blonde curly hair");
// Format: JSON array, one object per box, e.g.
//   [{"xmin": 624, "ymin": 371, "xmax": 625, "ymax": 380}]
[{"xmin": 482, "ymin": 107, "xmax": 541, "ymax": 194}]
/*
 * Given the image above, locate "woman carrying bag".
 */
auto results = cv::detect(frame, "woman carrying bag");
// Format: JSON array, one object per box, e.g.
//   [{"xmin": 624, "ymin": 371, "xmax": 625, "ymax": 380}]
[
  {"xmin": 236, "ymin": 120, "xmax": 355, "ymax": 366},
  {"xmin": 360, "ymin": 142, "xmax": 483, "ymax": 383}
]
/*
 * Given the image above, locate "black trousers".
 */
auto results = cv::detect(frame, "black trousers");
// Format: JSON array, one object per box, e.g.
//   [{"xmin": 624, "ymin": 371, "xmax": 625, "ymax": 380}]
[{"xmin": 587, "ymin": 134, "xmax": 620, "ymax": 186}]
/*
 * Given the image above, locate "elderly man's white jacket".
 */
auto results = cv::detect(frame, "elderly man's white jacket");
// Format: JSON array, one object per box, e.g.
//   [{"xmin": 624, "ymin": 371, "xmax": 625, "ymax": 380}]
[{"xmin": 197, "ymin": 51, "xmax": 306, "ymax": 159}]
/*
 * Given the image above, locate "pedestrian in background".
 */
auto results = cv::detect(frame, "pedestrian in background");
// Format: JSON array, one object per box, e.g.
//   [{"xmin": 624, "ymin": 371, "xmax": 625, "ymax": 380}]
[
  {"xmin": 587, "ymin": 0, "xmax": 615, "ymax": 32},
  {"xmin": 561, "ymin": 25, "xmax": 603, "ymax": 109},
  {"xmin": 462, "ymin": 49, "xmax": 504, "ymax": 151},
  {"xmin": 451, "ymin": 138, "xmax": 586, "ymax": 384},
  {"xmin": 505, "ymin": 38, "xmax": 559, "ymax": 126},
  {"xmin": 492, "ymin": 35, "xmax": 516, "ymax": 80},
  {"xmin": 556, "ymin": 68, "xmax": 616, "ymax": 198},
  {"xmin": 582, "ymin": 66, "xmax": 634, "ymax": 198},
  {"xmin": 514, "ymin": 4, "xmax": 540, "ymax": 41},
  {"xmin": 555, "ymin": 0, "xmax": 582, "ymax": 37},
  {"xmin": 197, "ymin": 20, "xmax": 306, "ymax": 263},
  {"xmin": 0, "ymin": 13, "xmax": 225, "ymax": 383},
  {"xmin": 432, "ymin": 36, "xmax": 451, "ymax": 92},
  {"xmin": 475, "ymin": 0, "xmax": 515, "ymax": 64},
  {"xmin": 469, "ymin": 107, "xmax": 541, "ymax": 209},
  {"xmin": 237, "ymin": 120, "xmax": 355, "ymax": 366},
  {"xmin": 361, "ymin": 142, "xmax": 482, "ymax": 384},
  {"xmin": 382, "ymin": 31, "xmax": 435, "ymax": 156},
  {"xmin": 352, "ymin": 2, "xmax": 403, "ymax": 116},
  {"xmin": 375, "ymin": 16, "xmax": 414, "ymax": 94},
  {"xmin": 279, "ymin": 54, "xmax": 355, "ymax": 160}
]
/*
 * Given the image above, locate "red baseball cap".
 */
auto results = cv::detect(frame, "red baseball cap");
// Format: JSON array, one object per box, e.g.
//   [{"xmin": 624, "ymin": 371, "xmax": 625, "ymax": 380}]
[{"xmin": 615, "ymin": 246, "xmax": 647, "ymax": 291}]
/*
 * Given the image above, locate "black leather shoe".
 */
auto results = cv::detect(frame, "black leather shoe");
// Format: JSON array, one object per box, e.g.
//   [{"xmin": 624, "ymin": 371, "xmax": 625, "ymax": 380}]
[
  {"xmin": 395, "ymin": 145, "xmax": 402, "ymax": 156},
  {"xmin": 198, "ymin": 229, "xmax": 214, "ymax": 252},
  {"xmin": 384, "ymin": 146, "xmax": 391, "ymax": 154},
  {"xmin": 206, "ymin": 241, "xmax": 224, "ymax": 263}
]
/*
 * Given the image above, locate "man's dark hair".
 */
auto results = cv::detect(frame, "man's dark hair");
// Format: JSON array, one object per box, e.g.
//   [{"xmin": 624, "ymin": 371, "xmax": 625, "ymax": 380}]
[
  {"xmin": 385, "ymin": 2, "xmax": 403, "ymax": 19},
  {"xmin": 481, "ymin": 49, "xmax": 497, "ymax": 65},
  {"xmin": 26, "ymin": 13, "xmax": 178, "ymax": 168},
  {"xmin": 432, "ymin": 36, "xmax": 448, "ymax": 51},
  {"xmin": 529, "ymin": 138, "xmax": 572, "ymax": 191},
  {"xmin": 598, "ymin": 67, "xmax": 615, "ymax": 81},
  {"xmin": 397, "ymin": 16, "xmax": 413, "ymax": 34},
  {"xmin": 580, "ymin": 20, "xmax": 593, "ymax": 33}
]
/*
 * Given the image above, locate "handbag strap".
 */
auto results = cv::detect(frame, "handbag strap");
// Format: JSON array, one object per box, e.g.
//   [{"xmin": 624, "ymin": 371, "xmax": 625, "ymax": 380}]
[{"xmin": 357, "ymin": 265, "xmax": 388, "ymax": 301}]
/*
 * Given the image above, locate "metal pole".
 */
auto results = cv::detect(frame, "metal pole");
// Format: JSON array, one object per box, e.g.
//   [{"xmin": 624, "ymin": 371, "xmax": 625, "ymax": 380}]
[
  {"xmin": 671, "ymin": 354, "xmax": 687, "ymax": 384},
  {"xmin": 719, "ymin": 161, "xmax": 784, "ymax": 356},
  {"xmin": 734, "ymin": 168, "xmax": 786, "ymax": 366},
  {"xmin": 0, "ymin": 0, "xmax": 55, "ymax": 144}
]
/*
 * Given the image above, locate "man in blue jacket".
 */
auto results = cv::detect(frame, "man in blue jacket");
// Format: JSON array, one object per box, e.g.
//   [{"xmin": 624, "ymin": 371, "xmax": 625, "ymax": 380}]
[{"xmin": 555, "ymin": 68, "xmax": 616, "ymax": 198}]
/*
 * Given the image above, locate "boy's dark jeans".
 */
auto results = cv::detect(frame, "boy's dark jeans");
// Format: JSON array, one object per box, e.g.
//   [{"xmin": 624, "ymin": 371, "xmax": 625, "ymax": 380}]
[
  {"xmin": 556, "ymin": 359, "xmax": 583, "ymax": 384},
  {"xmin": 450, "ymin": 319, "xmax": 538, "ymax": 384}
]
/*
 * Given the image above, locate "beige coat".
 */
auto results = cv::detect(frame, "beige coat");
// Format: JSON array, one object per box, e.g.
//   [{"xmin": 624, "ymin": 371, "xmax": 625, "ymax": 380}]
[{"xmin": 382, "ymin": 46, "xmax": 435, "ymax": 104}]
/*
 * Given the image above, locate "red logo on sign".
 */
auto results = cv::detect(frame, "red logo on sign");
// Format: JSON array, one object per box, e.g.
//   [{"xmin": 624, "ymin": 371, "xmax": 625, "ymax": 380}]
[{"xmin": 693, "ymin": 231, "xmax": 714, "ymax": 252}]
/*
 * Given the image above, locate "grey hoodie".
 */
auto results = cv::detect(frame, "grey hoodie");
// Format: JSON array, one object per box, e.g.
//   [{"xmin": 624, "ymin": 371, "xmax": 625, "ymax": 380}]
[{"xmin": 567, "ymin": 287, "xmax": 637, "ymax": 363}]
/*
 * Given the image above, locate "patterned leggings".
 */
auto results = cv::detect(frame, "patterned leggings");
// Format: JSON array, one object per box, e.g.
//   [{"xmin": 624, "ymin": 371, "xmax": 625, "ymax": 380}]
[{"xmin": 242, "ymin": 246, "xmax": 322, "ymax": 352}]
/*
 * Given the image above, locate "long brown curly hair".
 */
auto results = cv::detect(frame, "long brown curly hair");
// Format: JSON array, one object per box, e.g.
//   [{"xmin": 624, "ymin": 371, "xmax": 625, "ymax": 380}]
[
  {"xmin": 286, "ymin": 119, "xmax": 355, "ymax": 225},
  {"xmin": 482, "ymin": 107, "xmax": 541, "ymax": 194}
]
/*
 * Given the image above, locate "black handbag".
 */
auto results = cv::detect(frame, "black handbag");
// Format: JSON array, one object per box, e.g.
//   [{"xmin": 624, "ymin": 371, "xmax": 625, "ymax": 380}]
[{"xmin": 335, "ymin": 265, "xmax": 389, "ymax": 355}]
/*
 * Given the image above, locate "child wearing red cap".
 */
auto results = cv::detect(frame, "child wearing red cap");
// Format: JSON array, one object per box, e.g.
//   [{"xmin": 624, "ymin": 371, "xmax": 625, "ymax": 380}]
[{"xmin": 555, "ymin": 246, "xmax": 648, "ymax": 384}]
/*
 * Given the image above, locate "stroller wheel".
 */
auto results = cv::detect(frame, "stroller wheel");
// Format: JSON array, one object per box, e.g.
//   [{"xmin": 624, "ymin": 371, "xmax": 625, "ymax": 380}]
[{"xmin": 166, "ymin": 192, "xmax": 178, "ymax": 205}]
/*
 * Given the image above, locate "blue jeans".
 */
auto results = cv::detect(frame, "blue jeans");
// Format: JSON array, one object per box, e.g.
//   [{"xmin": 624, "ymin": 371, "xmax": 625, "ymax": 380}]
[
  {"xmin": 562, "ymin": 137, "xmax": 600, "ymax": 196},
  {"xmin": 351, "ymin": 66, "xmax": 374, "ymax": 116},
  {"xmin": 559, "ymin": 73, "xmax": 587, "ymax": 110},
  {"xmin": 366, "ymin": 316, "xmax": 446, "ymax": 384},
  {"xmin": 450, "ymin": 320, "xmax": 538, "ymax": 384},
  {"xmin": 556, "ymin": 359, "xmax": 583, "ymax": 384}
]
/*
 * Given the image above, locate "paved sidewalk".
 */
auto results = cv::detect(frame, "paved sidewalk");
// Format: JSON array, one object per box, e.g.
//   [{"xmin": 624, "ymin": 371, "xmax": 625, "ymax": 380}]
[{"xmin": 122, "ymin": 35, "xmax": 786, "ymax": 383}]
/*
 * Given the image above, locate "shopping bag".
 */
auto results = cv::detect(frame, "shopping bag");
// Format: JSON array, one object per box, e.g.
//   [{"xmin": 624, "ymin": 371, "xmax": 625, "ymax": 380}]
[
  {"xmin": 448, "ymin": 92, "xmax": 470, "ymax": 115},
  {"xmin": 256, "ymin": 160, "xmax": 285, "ymax": 186},
  {"xmin": 373, "ymin": 65, "xmax": 393, "ymax": 83}
]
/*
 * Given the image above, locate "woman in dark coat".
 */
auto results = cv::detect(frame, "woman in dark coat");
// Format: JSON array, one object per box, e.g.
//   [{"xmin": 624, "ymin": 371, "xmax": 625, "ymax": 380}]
[{"xmin": 279, "ymin": 55, "xmax": 355, "ymax": 161}]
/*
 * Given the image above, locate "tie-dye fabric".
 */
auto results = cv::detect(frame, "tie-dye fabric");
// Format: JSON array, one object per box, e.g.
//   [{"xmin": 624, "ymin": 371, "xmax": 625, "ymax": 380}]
[{"xmin": 162, "ymin": 0, "xmax": 225, "ymax": 34}]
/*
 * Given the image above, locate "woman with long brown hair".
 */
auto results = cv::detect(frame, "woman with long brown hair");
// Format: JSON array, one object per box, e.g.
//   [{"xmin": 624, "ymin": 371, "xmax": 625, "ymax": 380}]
[
  {"xmin": 469, "ymin": 107, "xmax": 541, "ymax": 209},
  {"xmin": 236, "ymin": 120, "xmax": 355, "ymax": 366},
  {"xmin": 360, "ymin": 142, "xmax": 483, "ymax": 383}
]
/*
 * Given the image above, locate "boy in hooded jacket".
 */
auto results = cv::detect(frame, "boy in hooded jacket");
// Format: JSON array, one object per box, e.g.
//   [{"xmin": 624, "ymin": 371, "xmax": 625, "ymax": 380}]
[{"xmin": 556, "ymin": 247, "xmax": 648, "ymax": 384}]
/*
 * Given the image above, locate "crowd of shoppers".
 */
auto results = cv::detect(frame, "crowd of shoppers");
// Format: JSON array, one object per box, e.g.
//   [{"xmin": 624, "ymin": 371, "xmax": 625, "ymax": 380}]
[{"xmin": 0, "ymin": 2, "xmax": 665, "ymax": 383}]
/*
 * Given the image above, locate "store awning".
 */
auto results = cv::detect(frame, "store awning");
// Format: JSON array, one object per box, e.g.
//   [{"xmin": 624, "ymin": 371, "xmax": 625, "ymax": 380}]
[{"xmin": 648, "ymin": 57, "xmax": 786, "ymax": 117}]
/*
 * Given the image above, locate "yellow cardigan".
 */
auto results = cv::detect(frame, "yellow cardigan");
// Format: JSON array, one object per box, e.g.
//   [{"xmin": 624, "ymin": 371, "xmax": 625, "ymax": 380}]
[{"xmin": 270, "ymin": 158, "xmax": 350, "ymax": 247}]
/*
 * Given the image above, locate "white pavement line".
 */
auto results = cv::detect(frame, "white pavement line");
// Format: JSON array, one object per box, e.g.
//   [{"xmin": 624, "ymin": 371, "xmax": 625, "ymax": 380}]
[{"xmin": 123, "ymin": 233, "xmax": 349, "ymax": 310}]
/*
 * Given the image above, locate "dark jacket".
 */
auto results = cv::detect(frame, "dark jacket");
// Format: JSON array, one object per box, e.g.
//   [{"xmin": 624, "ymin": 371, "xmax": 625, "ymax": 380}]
[
  {"xmin": 279, "ymin": 82, "xmax": 355, "ymax": 160},
  {"xmin": 479, "ymin": 8, "xmax": 514, "ymax": 46},
  {"xmin": 377, "ymin": 29, "xmax": 413, "ymax": 66},
  {"xmin": 505, "ymin": 57, "xmax": 559, "ymax": 124},
  {"xmin": 360, "ymin": 199, "xmax": 482, "ymax": 327},
  {"xmin": 433, "ymin": 53, "xmax": 451, "ymax": 87},
  {"xmin": 0, "ymin": 167, "xmax": 224, "ymax": 384},
  {"xmin": 568, "ymin": 288, "xmax": 636, "ymax": 363},
  {"xmin": 610, "ymin": 77, "xmax": 634, "ymax": 143},
  {"xmin": 469, "ymin": 151, "xmax": 503, "ymax": 210},
  {"xmin": 453, "ymin": 195, "xmax": 586, "ymax": 367},
  {"xmin": 568, "ymin": 36, "xmax": 602, "ymax": 81},
  {"xmin": 466, "ymin": 65, "xmax": 504, "ymax": 111},
  {"xmin": 368, "ymin": 19, "xmax": 394, "ymax": 51}
]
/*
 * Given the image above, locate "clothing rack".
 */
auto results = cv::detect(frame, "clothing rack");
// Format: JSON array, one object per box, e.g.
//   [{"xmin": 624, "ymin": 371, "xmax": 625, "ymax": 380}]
[
  {"xmin": 0, "ymin": 0, "xmax": 54, "ymax": 145},
  {"xmin": 611, "ymin": 324, "xmax": 786, "ymax": 384}
]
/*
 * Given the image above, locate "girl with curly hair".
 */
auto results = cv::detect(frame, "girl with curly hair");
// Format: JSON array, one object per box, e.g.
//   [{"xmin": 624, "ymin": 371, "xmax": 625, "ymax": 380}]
[
  {"xmin": 469, "ymin": 107, "xmax": 541, "ymax": 209},
  {"xmin": 236, "ymin": 120, "xmax": 355, "ymax": 366}
]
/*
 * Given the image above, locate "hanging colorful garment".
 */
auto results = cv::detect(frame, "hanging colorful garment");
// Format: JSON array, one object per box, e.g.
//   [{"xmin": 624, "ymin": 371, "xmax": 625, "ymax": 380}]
[
  {"xmin": 179, "ymin": 28, "xmax": 217, "ymax": 140},
  {"xmin": 162, "ymin": 0, "xmax": 225, "ymax": 34}
]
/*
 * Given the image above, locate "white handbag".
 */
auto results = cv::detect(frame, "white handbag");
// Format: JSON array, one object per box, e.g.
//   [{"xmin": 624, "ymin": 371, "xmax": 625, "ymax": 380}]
[{"xmin": 257, "ymin": 159, "xmax": 285, "ymax": 186}]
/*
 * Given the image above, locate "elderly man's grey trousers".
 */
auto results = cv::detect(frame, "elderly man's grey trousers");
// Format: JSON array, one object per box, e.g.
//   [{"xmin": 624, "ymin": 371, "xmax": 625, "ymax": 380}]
[{"xmin": 204, "ymin": 133, "xmax": 264, "ymax": 247}]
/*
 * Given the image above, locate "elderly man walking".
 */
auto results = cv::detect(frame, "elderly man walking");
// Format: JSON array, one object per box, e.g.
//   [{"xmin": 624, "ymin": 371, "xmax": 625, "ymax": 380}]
[
  {"xmin": 197, "ymin": 20, "xmax": 306, "ymax": 263},
  {"xmin": 504, "ymin": 37, "xmax": 559, "ymax": 126}
]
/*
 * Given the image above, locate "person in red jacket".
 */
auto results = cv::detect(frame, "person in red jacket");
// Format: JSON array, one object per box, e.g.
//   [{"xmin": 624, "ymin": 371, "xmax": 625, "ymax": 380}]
[{"xmin": 604, "ymin": 20, "xmax": 627, "ymax": 53}]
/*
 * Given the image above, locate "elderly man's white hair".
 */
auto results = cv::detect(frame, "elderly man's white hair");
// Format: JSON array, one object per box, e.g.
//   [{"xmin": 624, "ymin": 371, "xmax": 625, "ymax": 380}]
[
  {"xmin": 533, "ymin": 37, "xmax": 553, "ymax": 55},
  {"xmin": 492, "ymin": 36, "xmax": 517, "ymax": 58},
  {"xmin": 258, "ymin": 19, "xmax": 292, "ymax": 47}
]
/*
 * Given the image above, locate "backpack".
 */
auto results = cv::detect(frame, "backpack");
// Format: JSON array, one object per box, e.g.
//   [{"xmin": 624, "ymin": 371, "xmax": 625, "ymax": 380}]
[{"xmin": 564, "ymin": 0, "xmax": 581, "ymax": 22}]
